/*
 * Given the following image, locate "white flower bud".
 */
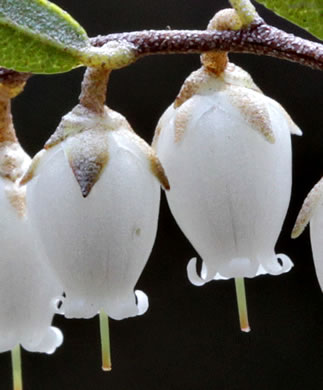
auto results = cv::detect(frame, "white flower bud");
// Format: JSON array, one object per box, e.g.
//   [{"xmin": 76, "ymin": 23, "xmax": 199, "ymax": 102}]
[
  {"xmin": 153, "ymin": 63, "xmax": 301, "ymax": 284},
  {"xmin": 24, "ymin": 104, "xmax": 169, "ymax": 320},
  {"xmin": 292, "ymin": 177, "xmax": 323, "ymax": 291},
  {"xmin": 0, "ymin": 142, "xmax": 63, "ymax": 354}
]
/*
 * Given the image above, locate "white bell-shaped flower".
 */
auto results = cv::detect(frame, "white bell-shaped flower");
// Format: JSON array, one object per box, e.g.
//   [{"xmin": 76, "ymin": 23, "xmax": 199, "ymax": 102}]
[
  {"xmin": 153, "ymin": 62, "xmax": 302, "ymax": 284},
  {"xmin": 24, "ymin": 104, "xmax": 169, "ymax": 320},
  {"xmin": 292, "ymin": 177, "xmax": 323, "ymax": 291},
  {"xmin": 0, "ymin": 142, "xmax": 63, "ymax": 354}
]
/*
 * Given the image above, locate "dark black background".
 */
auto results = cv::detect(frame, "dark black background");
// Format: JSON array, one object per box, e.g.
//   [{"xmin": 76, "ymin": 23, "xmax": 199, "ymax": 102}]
[{"xmin": 1, "ymin": 1, "xmax": 322, "ymax": 389}]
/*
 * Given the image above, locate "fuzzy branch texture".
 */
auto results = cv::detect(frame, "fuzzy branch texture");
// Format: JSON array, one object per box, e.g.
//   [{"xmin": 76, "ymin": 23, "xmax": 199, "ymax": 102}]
[{"xmin": 91, "ymin": 20, "xmax": 323, "ymax": 71}]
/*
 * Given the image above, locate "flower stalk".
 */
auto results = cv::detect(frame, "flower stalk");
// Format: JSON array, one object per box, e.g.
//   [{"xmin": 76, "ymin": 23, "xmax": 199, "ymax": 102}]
[
  {"xmin": 79, "ymin": 66, "xmax": 110, "ymax": 114},
  {"xmin": 11, "ymin": 345, "xmax": 23, "ymax": 390},
  {"xmin": 0, "ymin": 89, "xmax": 15, "ymax": 144},
  {"xmin": 82, "ymin": 69, "xmax": 112, "ymax": 371},
  {"xmin": 234, "ymin": 278, "xmax": 250, "ymax": 333},
  {"xmin": 99, "ymin": 311, "xmax": 112, "ymax": 371},
  {"xmin": 0, "ymin": 71, "xmax": 28, "ymax": 144}
]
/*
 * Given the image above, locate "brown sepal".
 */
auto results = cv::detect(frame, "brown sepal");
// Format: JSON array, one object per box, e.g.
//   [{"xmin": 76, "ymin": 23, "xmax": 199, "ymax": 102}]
[{"xmin": 64, "ymin": 130, "xmax": 109, "ymax": 198}]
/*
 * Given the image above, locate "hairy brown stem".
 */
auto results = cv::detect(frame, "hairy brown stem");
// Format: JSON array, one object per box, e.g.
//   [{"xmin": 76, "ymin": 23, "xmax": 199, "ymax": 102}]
[
  {"xmin": 0, "ymin": 69, "xmax": 31, "ymax": 85},
  {"xmin": 0, "ymin": 89, "xmax": 16, "ymax": 144},
  {"xmin": 0, "ymin": 71, "xmax": 28, "ymax": 144},
  {"xmin": 91, "ymin": 21, "xmax": 323, "ymax": 71},
  {"xmin": 79, "ymin": 67, "xmax": 111, "ymax": 114}
]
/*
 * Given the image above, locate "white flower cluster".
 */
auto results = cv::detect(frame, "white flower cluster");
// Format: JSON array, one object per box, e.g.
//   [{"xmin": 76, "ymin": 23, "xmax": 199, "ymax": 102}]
[{"xmin": 1, "ymin": 57, "xmax": 320, "ymax": 362}]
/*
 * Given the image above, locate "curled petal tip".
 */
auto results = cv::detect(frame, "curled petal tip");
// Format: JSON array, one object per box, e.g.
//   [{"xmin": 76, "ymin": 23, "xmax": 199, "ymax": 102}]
[
  {"xmin": 135, "ymin": 290, "xmax": 149, "ymax": 316},
  {"xmin": 30, "ymin": 327, "xmax": 63, "ymax": 355},
  {"xmin": 241, "ymin": 326, "xmax": 251, "ymax": 333},
  {"xmin": 51, "ymin": 327, "xmax": 64, "ymax": 351},
  {"xmin": 187, "ymin": 258, "xmax": 211, "ymax": 286},
  {"xmin": 187, "ymin": 258, "xmax": 204, "ymax": 286},
  {"xmin": 276, "ymin": 254, "xmax": 293, "ymax": 274},
  {"xmin": 259, "ymin": 254, "xmax": 293, "ymax": 276},
  {"xmin": 53, "ymin": 295, "xmax": 65, "ymax": 315}
]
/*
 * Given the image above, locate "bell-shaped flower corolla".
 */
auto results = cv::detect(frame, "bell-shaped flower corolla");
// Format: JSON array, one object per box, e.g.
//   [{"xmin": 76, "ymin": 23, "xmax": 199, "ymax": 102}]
[
  {"xmin": 0, "ymin": 142, "xmax": 63, "ymax": 354},
  {"xmin": 24, "ymin": 104, "xmax": 169, "ymax": 320},
  {"xmin": 292, "ymin": 177, "xmax": 323, "ymax": 291},
  {"xmin": 153, "ymin": 62, "xmax": 302, "ymax": 284}
]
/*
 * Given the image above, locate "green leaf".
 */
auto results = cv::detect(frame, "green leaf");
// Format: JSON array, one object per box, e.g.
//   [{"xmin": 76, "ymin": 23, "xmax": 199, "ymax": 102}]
[
  {"xmin": 0, "ymin": 0, "xmax": 91, "ymax": 73},
  {"xmin": 255, "ymin": 0, "xmax": 323, "ymax": 40}
]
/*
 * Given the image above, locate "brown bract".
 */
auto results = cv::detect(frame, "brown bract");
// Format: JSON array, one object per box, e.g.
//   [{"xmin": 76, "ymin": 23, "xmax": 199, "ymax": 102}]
[
  {"xmin": 226, "ymin": 85, "xmax": 275, "ymax": 143},
  {"xmin": 20, "ymin": 151, "xmax": 44, "ymax": 186},
  {"xmin": 124, "ymin": 129, "xmax": 170, "ymax": 191},
  {"xmin": 174, "ymin": 99, "xmax": 195, "ymax": 144},
  {"xmin": 160, "ymin": 61, "xmax": 276, "ymax": 145},
  {"xmin": 65, "ymin": 130, "xmax": 110, "ymax": 198},
  {"xmin": 23, "ymin": 104, "xmax": 169, "ymax": 197},
  {"xmin": 5, "ymin": 184, "xmax": 26, "ymax": 217},
  {"xmin": 174, "ymin": 67, "xmax": 218, "ymax": 108},
  {"xmin": 292, "ymin": 177, "xmax": 323, "ymax": 238}
]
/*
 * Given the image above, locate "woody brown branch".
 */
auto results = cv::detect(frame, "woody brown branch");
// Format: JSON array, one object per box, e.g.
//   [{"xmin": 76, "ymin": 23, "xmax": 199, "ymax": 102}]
[{"xmin": 91, "ymin": 21, "xmax": 323, "ymax": 71}]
